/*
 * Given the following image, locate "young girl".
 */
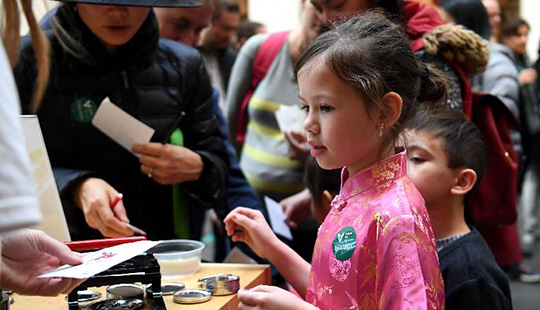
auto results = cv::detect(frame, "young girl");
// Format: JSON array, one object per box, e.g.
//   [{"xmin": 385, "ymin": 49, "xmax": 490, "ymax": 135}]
[
  {"xmin": 14, "ymin": 0, "xmax": 228, "ymax": 241},
  {"xmin": 224, "ymin": 12, "xmax": 446, "ymax": 310}
]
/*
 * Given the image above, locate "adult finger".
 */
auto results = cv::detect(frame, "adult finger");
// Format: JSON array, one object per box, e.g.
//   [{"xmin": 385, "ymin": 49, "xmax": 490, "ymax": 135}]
[
  {"xmin": 139, "ymin": 155, "xmax": 165, "ymax": 171},
  {"xmin": 97, "ymin": 207, "xmax": 133, "ymax": 236},
  {"xmin": 37, "ymin": 233, "xmax": 83, "ymax": 266},
  {"xmin": 111, "ymin": 200, "xmax": 130, "ymax": 223},
  {"xmin": 132, "ymin": 143, "xmax": 165, "ymax": 156}
]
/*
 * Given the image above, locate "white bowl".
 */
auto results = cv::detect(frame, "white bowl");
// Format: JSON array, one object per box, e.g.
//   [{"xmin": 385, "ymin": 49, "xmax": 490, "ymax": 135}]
[{"xmin": 149, "ymin": 240, "xmax": 205, "ymax": 277}]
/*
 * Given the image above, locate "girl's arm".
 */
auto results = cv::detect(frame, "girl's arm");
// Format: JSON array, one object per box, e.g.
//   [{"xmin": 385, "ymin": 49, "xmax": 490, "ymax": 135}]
[{"xmin": 224, "ymin": 207, "xmax": 312, "ymax": 297}]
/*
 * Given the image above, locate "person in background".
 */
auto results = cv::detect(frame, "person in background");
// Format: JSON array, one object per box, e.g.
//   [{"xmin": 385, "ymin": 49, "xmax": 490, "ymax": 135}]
[
  {"xmin": 154, "ymin": 0, "xmax": 215, "ymax": 47},
  {"xmin": 501, "ymin": 17, "xmax": 540, "ymax": 258},
  {"xmin": 406, "ymin": 110, "xmax": 512, "ymax": 310},
  {"xmin": 15, "ymin": 0, "xmax": 228, "ymax": 242},
  {"xmin": 0, "ymin": 0, "xmax": 82, "ymax": 296},
  {"xmin": 235, "ymin": 20, "xmax": 267, "ymax": 50},
  {"xmin": 303, "ymin": 156, "xmax": 340, "ymax": 224},
  {"xmin": 482, "ymin": 0, "xmax": 502, "ymax": 40},
  {"xmin": 155, "ymin": 0, "xmax": 267, "ymax": 262},
  {"xmin": 200, "ymin": 0, "xmax": 240, "ymax": 112},
  {"xmin": 225, "ymin": 12, "xmax": 446, "ymax": 310}
]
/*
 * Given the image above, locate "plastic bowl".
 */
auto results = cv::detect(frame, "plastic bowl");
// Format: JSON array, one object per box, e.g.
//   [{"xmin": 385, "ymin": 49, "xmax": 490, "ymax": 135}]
[{"xmin": 149, "ymin": 240, "xmax": 205, "ymax": 277}]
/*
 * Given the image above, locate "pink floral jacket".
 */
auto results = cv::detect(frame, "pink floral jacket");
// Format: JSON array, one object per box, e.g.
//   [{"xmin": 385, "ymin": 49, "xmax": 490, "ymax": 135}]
[{"xmin": 305, "ymin": 151, "xmax": 444, "ymax": 310}]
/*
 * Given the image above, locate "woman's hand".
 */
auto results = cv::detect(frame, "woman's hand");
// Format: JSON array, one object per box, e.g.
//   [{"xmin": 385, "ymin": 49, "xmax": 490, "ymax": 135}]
[
  {"xmin": 132, "ymin": 143, "xmax": 203, "ymax": 185},
  {"xmin": 238, "ymin": 286, "xmax": 318, "ymax": 310},
  {"xmin": 518, "ymin": 68, "xmax": 537, "ymax": 86},
  {"xmin": 284, "ymin": 131, "xmax": 311, "ymax": 160},
  {"xmin": 224, "ymin": 207, "xmax": 280, "ymax": 259},
  {"xmin": 73, "ymin": 178, "xmax": 133, "ymax": 237},
  {"xmin": 0, "ymin": 229, "xmax": 84, "ymax": 296}
]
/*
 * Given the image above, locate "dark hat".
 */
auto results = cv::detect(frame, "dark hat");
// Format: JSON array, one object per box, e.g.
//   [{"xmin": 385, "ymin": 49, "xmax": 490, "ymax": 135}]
[{"xmin": 55, "ymin": 0, "xmax": 203, "ymax": 8}]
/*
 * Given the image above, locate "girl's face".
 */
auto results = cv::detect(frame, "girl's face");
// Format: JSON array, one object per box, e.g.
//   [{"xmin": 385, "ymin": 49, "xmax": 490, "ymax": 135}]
[
  {"xmin": 503, "ymin": 25, "xmax": 529, "ymax": 55},
  {"xmin": 309, "ymin": 0, "xmax": 375, "ymax": 28},
  {"xmin": 77, "ymin": 4, "xmax": 151, "ymax": 53},
  {"xmin": 299, "ymin": 61, "xmax": 381, "ymax": 176}
]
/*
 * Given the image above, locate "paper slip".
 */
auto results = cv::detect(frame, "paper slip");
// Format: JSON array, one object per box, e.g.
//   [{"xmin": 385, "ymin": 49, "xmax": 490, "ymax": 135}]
[
  {"xmin": 39, "ymin": 240, "xmax": 161, "ymax": 279},
  {"xmin": 275, "ymin": 105, "xmax": 305, "ymax": 133},
  {"xmin": 264, "ymin": 196, "xmax": 293, "ymax": 240},
  {"xmin": 92, "ymin": 97, "xmax": 155, "ymax": 156}
]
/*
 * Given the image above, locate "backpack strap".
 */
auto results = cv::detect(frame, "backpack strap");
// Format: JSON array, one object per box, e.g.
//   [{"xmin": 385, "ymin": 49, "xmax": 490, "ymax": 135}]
[{"xmin": 236, "ymin": 31, "xmax": 291, "ymax": 144}]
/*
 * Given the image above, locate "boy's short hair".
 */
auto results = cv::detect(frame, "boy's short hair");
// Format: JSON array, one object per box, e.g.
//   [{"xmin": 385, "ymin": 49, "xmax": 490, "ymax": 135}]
[
  {"xmin": 304, "ymin": 157, "xmax": 341, "ymax": 207},
  {"xmin": 406, "ymin": 109, "xmax": 488, "ymax": 202}
]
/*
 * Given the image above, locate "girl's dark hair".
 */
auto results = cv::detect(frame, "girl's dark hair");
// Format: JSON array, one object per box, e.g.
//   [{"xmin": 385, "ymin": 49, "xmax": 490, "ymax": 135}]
[
  {"xmin": 304, "ymin": 157, "xmax": 341, "ymax": 207},
  {"xmin": 294, "ymin": 11, "xmax": 447, "ymax": 155},
  {"xmin": 501, "ymin": 17, "xmax": 530, "ymax": 38},
  {"xmin": 439, "ymin": 0, "xmax": 492, "ymax": 40}
]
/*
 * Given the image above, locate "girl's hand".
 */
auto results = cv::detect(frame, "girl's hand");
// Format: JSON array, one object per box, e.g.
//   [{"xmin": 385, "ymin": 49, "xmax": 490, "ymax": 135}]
[
  {"xmin": 224, "ymin": 207, "xmax": 279, "ymax": 259},
  {"xmin": 132, "ymin": 143, "xmax": 203, "ymax": 185},
  {"xmin": 73, "ymin": 178, "xmax": 133, "ymax": 237},
  {"xmin": 284, "ymin": 130, "xmax": 310, "ymax": 160},
  {"xmin": 238, "ymin": 285, "xmax": 318, "ymax": 310}
]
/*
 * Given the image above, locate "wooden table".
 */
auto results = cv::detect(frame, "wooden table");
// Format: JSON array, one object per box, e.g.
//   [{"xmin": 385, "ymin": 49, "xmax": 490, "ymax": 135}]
[{"xmin": 11, "ymin": 263, "xmax": 271, "ymax": 310}]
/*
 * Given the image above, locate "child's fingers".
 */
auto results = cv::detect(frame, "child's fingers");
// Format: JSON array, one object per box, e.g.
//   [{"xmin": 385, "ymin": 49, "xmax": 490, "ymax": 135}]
[
  {"xmin": 230, "ymin": 213, "xmax": 258, "ymax": 233},
  {"xmin": 238, "ymin": 288, "xmax": 264, "ymax": 306},
  {"xmin": 232, "ymin": 206, "xmax": 263, "ymax": 219},
  {"xmin": 248, "ymin": 285, "xmax": 275, "ymax": 293}
]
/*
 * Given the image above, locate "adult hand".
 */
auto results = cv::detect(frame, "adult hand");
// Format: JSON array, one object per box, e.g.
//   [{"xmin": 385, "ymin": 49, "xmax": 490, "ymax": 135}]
[
  {"xmin": 238, "ymin": 285, "xmax": 318, "ymax": 310},
  {"xmin": 518, "ymin": 68, "xmax": 537, "ymax": 86},
  {"xmin": 281, "ymin": 189, "xmax": 311, "ymax": 228},
  {"xmin": 284, "ymin": 131, "xmax": 310, "ymax": 160},
  {"xmin": 0, "ymin": 229, "xmax": 84, "ymax": 296},
  {"xmin": 73, "ymin": 178, "xmax": 133, "ymax": 237},
  {"xmin": 224, "ymin": 207, "xmax": 280, "ymax": 259},
  {"xmin": 132, "ymin": 143, "xmax": 203, "ymax": 185}
]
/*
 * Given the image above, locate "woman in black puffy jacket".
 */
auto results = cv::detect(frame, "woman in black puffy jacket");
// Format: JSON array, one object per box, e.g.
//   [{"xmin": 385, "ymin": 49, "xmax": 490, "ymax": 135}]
[{"xmin": 14, "ymin": 0, "xmax": 228, "ymax": 241}]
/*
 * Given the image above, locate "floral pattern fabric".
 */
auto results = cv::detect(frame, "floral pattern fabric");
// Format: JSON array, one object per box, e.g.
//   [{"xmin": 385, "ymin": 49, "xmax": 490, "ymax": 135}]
[{"xmin": 305, "ymin": 151, "xmax": 445, "ymax": 310}]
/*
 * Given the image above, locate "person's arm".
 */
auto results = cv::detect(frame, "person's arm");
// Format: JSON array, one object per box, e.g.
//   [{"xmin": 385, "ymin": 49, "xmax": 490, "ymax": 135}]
[
  {"xmin": 224, "ymin": 207, "xmax": 311, "ymax": 296},
  {"xmin": 178, "ymin": 50, "xmax": 229, "ymax": 209},
  {"xmin": 226, "ymin": 34, "xmax": 267, "ymax": 150},
  {"xmin": 482, "ymin": 52, "xmax": 520, "ymax": 120}
]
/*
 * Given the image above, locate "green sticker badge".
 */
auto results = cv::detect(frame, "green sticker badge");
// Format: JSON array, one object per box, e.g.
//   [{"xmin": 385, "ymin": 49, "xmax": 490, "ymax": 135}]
[
  {"xmin": 332, "ymin": 226, "xmax": 357, "ymax": 261},
  {"xmin": 71, "ymin": 97, "xmax": 97, "ymax": 123}
]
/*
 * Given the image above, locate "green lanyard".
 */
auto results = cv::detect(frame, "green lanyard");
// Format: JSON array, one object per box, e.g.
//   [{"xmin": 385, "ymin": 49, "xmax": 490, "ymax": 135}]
[{"xmin": 170, "ymin": 129, "xmax": 190, "ymax": 239}]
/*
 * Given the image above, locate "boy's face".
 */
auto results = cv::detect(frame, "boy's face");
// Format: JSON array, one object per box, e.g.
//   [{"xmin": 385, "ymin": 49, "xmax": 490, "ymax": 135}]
[{"xmin": 405, "ymin": 130, "xmax": 457, "ymax": 208}]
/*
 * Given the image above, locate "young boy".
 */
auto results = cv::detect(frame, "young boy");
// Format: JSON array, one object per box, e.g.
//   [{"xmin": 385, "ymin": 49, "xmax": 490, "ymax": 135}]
[{"xmin": 405, "ymin": 110, "xmax": 513, "ymax": 310}]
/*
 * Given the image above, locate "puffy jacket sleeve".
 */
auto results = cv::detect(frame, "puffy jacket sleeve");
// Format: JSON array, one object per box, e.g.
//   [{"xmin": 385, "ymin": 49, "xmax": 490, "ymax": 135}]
[{"xmin": 181, "ymin": 52, "xmax": 229, "ymax": 210}]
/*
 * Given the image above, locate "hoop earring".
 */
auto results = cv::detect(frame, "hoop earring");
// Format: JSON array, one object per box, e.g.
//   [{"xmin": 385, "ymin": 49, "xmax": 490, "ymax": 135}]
[{"xmin": 378, "ymin": 122, "xmax": 385, "ymax": 138}]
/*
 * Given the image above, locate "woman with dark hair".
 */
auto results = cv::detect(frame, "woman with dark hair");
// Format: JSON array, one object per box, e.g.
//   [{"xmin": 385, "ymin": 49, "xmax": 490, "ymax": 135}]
[
  {"xmin": 501, "ymin": 17, "xmax": 540, "ymax": 259},
  {"xmin": 14, "ymin": 0, "xmax": 229, "ymax": 242},
  {"xmin": 439, "ymin": 0, "xmax": 492, "ymax": 40}
]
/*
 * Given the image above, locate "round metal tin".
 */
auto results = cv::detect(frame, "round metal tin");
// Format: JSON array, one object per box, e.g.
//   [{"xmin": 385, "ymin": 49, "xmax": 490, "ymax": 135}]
[
  {"xmin": 198, "ymin": 274, "xmax": 240, "ymax": 296},
  {"xmin": 81, "ymin": 298, "xmax": 144, "ymax": 310},
  {"xmin": 106, "ymin": 284, "xmax": 144, "ymax": 300},
  {"xmin": 64, "ymin": 290, "xmax": 102, "ymax": 303},
  {"xmin": 145, "ymin": 283, "xmax": 185, "ymax": 296},
  {"xmin": 173, "ymin": 289, "xmax": 212, "ymax": 304}
]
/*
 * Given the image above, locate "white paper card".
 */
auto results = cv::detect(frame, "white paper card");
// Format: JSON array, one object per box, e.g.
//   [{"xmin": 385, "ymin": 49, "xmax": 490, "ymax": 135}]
[
  {"xmin": 264, "ymin": 196, "xmax": 293, "ymax": 240},
  {"xmin": 91, "ymin": 98, "xmax": 155, "ymax": 156},
  {"xmin": 275, "ymin": 105, "xmax": 304, "ymax": 133},
  {"xmin": 39, "ymin": 240, "xmax": 161, "ymax": 279}
]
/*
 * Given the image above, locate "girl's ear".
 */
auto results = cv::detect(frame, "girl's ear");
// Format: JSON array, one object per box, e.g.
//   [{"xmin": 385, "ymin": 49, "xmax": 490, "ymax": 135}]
[
  {"xmin": 450, "ymin": 168, "xmax": 477, "ymax": 196},
  {"xmin": 380, "ymin": 92, "xmax": 403, "ymax": 128}
]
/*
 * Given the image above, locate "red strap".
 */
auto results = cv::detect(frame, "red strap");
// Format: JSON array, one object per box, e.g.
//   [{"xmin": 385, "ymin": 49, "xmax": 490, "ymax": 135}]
[{"xmin": 236, "ymin": 31, "xmax": 291, "ymax": 144}]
